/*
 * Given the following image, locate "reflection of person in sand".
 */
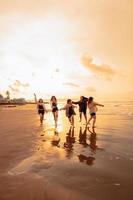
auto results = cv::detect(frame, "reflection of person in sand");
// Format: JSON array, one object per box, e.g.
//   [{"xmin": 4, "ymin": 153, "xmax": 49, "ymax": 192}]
[
  {"xmin": 34, "ymin": 93, "xmax": 47, "ymax": 124},
  {"xmin": 88, "ymin": 127, "xmax": 97, "ymax": 153},
  {"xmin": 64, "ymin": 126, "xmax": 75, "ymax": 158},
  {"xmin": 72, "ymin": 96, "xmax": 88, "ymax": 123},
  {"xmin": 50, "ymin": 96, "xmax": 58, "ymax": 127},
  {"xmin": 78, "ymin": 154, "xmax": 95, "ymax": 166},
  {"xmin": 51, "ymin": 131, "xmax": 60, "ymax": 147},
  {"xmin": 79, "ymin": 126, "xmax": 88, "ymax": 147},
  {"xmin": 88, "ymin": 127, "xmax": 104, "ymax": 153}
]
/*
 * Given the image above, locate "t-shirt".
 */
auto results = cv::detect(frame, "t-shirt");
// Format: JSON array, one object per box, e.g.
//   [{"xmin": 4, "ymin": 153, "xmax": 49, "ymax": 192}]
[{"xmin": 88, "ymin": 102, "xmax": 98, "ymax": 114}]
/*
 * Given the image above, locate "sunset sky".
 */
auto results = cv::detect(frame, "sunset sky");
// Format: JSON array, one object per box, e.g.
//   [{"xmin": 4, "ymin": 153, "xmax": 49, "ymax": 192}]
[{"xmin": 0, "ymin": 0, "xmax": 133, "ymax": 100}]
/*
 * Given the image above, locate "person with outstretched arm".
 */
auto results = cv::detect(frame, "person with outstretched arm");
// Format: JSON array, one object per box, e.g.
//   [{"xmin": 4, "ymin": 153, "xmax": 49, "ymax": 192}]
[
  {"xmin": 72, "ymin": 96, "xmax": 88, "ymax": 123},
  {"xmin": 87, "ymin": 97, "xmax": 104, "ymax": 128},
  {"xmin": 34, "ymin": 93, "xmax": 47, "ymax": 125},
  {"xmin": 60, "ymin": 99, "xmax": 77, "ymax": 126}
]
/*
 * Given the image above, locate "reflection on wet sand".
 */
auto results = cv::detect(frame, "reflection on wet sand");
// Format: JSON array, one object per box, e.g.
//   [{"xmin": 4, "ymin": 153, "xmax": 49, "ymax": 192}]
[
  {"xmin": 8, "ymin": 124, "xmax": 104, "ymax": 176},
  {"xmin": 88, "ymin": 127, "xmax": 104, "ymax": 153},
  {"xmin": 78, "ymin": 154, "xmax": 95, "ymax": 166},
  {"xmin": 51, "ymin": 131, "xmax": 60, "ymax": 147},
  {"xmin": 1, "ymin": 104, "xmax": 133, "ymax": 200},
  {"xmin": 78, "ymin": 127, "xmax": 96, "ymax": 166},
  {"xmin": 88, "ymin": 127, "xmax": 97, "ymax": 153},
  {"xmin": 79, "ymin": 126, "xmax": 88, "ymax": 147},
  {"xmin": 64, "ymin": 126, "xmax": 75, "ymax": 159}
]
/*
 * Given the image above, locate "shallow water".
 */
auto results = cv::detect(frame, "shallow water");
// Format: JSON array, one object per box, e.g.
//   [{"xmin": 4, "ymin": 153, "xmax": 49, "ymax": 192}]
[{"xmin": 0, "ymin": 102, "xmax": 133, "ymax": 200}]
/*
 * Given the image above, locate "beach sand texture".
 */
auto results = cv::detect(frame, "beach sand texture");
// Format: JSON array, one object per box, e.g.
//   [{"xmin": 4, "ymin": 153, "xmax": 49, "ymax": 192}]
[{"xmin": 0, "ymin": 102, "xmax": 133, "ymax": 200}]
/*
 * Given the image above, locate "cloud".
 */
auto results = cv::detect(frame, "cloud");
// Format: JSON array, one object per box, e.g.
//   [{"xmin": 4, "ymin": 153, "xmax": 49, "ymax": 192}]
[
  {"xmin": 14, "ymin": 80, "xmax": 29, "ymax": 87},
  {"xmin": 85, "ymin": 87, "xmax": 96, "ymax": 93},
  {"xmin": 63, "ymin": 82, "xmax": 79, "ymax": 88},
  {"xmin": 8, "ymin": 80, "xmax": 29, "ymax": 94},
  {"xmin": 9, "ymin": 86, "xmax": 20, "ymax": 93},
  {"xmin": 81, "ymin": 55, "xmax": 115, "ymax": 80}
]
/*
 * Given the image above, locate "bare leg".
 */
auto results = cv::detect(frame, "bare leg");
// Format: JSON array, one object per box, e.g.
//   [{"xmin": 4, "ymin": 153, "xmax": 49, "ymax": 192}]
[
  {"xmin": 54, "ymin": 111, "xmax": 58, "ymax": 127},
  {"xmin": 92, "ymin": 116, "xmax": 96, "ymax": 128},
  {"xmin": 79, "ymin": 112, "xmax": 82, "ymax": 122},
  {"xmin": 71, "ymin": 116, "xmax": 74, "ymax": 126},
  {"xmin": 83, "ymin": 113, "xmax": 87, "ymax": 123},
  {"xmin": 40, "ymin": 114, "xmax": 43, "ymax": 124},
  {"xmin": 68, "ymin": 117, "xmax": 72, "ymax": 125},
  {"xmin": 53, "ymin": 112, "xmax": 56, "ymax": 124},
  {"xmin": 87, "ymin": 116, "xmax": 93, "ymax": 125}
]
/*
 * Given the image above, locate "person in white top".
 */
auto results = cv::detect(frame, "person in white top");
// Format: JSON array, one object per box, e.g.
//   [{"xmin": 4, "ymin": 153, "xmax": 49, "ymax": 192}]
[{"xmin": 87, "ymin": 97, "xmax": 104, "ymax": 128}]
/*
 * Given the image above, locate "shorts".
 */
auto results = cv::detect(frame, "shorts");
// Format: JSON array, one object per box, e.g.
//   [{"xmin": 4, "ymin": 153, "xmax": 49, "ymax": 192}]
[
  {"xmin": 38, "ymin": 110, "xmax": 44, "ymax": 115},
  {"xmin": 80, "ymin": 109, "xmax": 87, "ymax": 115},
  {"xmin": 68, "ymin": 114, "xmax": 74, "ymax": 119},
  {"xmin": 52, "ymin": 107, "xmax": 58, "ymax": 113},
  {"xmin": 68, "ymin": 112, "xmax": 76, "ymax": 119},
  {"xmin": 90, "ymin": 112, "xmax": 96, "ymax": 116}
]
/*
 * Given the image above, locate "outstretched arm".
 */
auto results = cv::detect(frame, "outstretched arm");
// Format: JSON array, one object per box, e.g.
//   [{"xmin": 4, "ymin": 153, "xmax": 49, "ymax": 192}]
[
  {"xmin": 95, "ymin": 102, "xmax": 104, "ymax": 107},
  {"xmin": 72, "ymin": 101, "xmax": 79, "ymax": 105},
  {"xmin": 72, "ymin": 104, "xmax": 77, "ymax": 108},
  {"xmin": 60, "ymin": 105, "xmax": 66, "ymax": 111}
]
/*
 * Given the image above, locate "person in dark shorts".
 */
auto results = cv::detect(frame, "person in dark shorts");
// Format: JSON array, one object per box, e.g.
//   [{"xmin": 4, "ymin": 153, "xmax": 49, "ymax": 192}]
[
  {"xmin": 50, "ymin": 96, "xmax": 58, "ymax": 127},
  {"xmin": 60, "ymin": 99, "xmax": 76, "ymax": 126},
  {"xmin": 87, "ymin": 97, "xmax": 104, "ymax": 128},
  {"xmin": 72, "ymin": 96, "xmax": 88, "ymax": 123},
  {"xmin": 34, "ymin": 93, "xmax": 47, "ymax": 124}
]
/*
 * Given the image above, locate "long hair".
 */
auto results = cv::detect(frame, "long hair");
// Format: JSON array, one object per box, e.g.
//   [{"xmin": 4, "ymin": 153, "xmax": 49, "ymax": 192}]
[
  {"xmin": 38, "ymin": 98, "xmax": 43, "ymax": 103},
  {"xmin": 51, "ymin": 96, "xmax": 57, "ymax": 102}
]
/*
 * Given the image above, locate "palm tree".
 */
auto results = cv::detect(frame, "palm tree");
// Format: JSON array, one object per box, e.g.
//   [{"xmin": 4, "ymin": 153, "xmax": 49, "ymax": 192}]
[
  {"xmin": 6, "ymin": 91, "xmax": 10, "ymax": 102},
  {"xmin": 0, "ymin": 94, "xmax": 4, "ymax": 102}
]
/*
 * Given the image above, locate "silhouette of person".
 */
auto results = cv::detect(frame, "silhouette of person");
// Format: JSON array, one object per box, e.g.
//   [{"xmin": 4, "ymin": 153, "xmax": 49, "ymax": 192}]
[
  {"xmin": 78, "ymin": 154, "xmax": 95, "ymax": 166},
  {"xmin": 88, "ymin": 127, "xmax": 97, "ymax": 153},
  {"xmin": 51, "ymin": 131, "xmax": 60, "ymax": 147},
  {"xmin": 88, "ymin": 127, "xmax": 104, "ymax": 153},
  {"xmin": 64, "ymin": 126, "xmax": 75, "ymax": 159},
  {"xmin": 79, "ymin": 126, "xmax": 88, "ymax": 147}
]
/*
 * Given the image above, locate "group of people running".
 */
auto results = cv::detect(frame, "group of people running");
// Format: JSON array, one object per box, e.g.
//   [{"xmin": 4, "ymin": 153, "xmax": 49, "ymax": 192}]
[{"xmin": 34, "ymin": 94, "xmax": 104, "ymax": 128}]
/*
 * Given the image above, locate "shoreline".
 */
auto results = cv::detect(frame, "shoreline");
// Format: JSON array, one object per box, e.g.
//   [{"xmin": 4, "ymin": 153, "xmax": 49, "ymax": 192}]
[{"xmin": 0, "ymin": 104, "xmax": 133, "ymax": 200}]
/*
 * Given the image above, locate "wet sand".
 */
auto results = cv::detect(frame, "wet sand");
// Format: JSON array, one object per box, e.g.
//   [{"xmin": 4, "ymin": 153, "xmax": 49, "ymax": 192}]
[{"xmin": 0, "ymin": 104, "xmax": 133, "ymax": 200}]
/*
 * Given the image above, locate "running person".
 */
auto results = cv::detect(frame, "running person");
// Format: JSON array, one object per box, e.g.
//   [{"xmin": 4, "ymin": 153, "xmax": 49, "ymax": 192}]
[
  {"xmin": 50, "ymin": 96, "xmax": 58, "ymax": 127},
  {"xmin": 87, "ymin": 97, "xmax": 104, "ymax": 128},
  {"xmin": 72, "ymin": 96, "xmax": 88, "ymax": 123},
  {"xmin": 60, "ymin": 99, "xmax": 76, "ymax": 126},
  {"xmin": 34, "ymin": 93, "xmax": 47, "ymax": 124}
]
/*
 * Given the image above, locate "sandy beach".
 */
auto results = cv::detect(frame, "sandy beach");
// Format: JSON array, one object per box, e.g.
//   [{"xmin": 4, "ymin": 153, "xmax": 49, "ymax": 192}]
[{"xmin": 0, "ymin": 102, "xmax": 133, "ymax": 200}]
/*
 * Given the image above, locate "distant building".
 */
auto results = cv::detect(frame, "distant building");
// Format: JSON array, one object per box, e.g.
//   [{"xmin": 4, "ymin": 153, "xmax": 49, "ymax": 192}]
[
  {"xmin": 11, "ymin": 98, "xmax": 26, "ymax": 104},
  {"xmin": 0, "ymin": 93, "xmax": 26, "ymax": 105}
]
